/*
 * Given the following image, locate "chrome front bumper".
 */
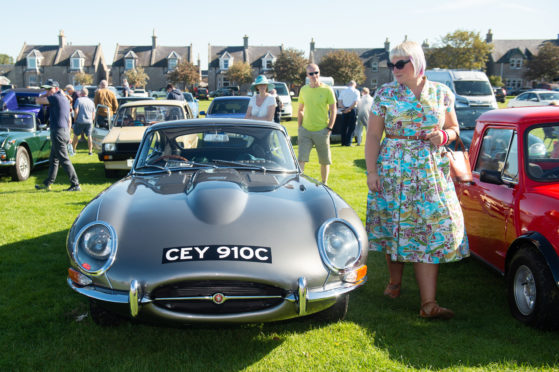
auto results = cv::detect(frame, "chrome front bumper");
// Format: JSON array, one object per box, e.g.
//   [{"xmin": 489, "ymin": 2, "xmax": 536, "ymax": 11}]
[{"xmin": 67, "ymin": 276, "xmax": 366, "ymax": 321}]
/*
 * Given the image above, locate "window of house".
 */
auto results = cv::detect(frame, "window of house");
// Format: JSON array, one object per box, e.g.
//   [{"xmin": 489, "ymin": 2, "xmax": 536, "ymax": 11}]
[
  {"xmin": 220, "ymin": 53, "xmax": 233, "ymax": 70},
  {"xmin": 510, "ymin": 58, "xmax": 523, "ymax": 69},
  {"xmin": 505, "ymin": 79, "xmax": 523, "ymax": 90},
  {"xmin": 27, "ymin": 57, "xmax": 37, "ymax": 69},
  {"xmin": 71, "ymin": 57, "xmax": 83, "ymax": 70},
  {"xmin": 262, "ymin": 53, "xmax": 275, "ymax": 70},
  {"xmin": 168, "ymin": 58, "xmax": 178, "ymax": 71},
  {"xmin": 370, "ymin": 79, "xmax": 378, "ymax": 89},
  {"xmin": 28, "ymin": 75, "xmax": 38, "ymax": 86},
  {"xmin": 371, "ymin": 61, "xmax": 379, "ymax": 72},
  {"xmin": 125, "ymin": 58, "xmax": 135, "ymax": 70}
]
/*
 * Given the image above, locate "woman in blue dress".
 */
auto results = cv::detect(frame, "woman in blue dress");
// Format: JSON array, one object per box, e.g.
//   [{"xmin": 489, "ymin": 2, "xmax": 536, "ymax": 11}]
[{"xmin": 364, "ymin": 41, "xmax": 469, "ymax": 319}]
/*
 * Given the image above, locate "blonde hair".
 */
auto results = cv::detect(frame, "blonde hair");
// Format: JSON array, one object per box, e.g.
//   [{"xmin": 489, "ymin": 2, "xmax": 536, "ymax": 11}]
[{"xmin": 389, "ymin": 40, "xmax": 426, "ymax": 77}]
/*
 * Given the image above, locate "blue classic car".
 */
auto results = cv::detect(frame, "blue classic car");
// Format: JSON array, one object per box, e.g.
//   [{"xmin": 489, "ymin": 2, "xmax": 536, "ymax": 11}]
[
  {"xmin": 0, "ymin": 88, "xmax": 47, "ymax": 122},
  {"xmin": 200, "ymin": 96, "xmax": 250, "ymax": 119},
  {"xmin": 182, "ymin": 92, "xmax": 199, "ymax": 118}
]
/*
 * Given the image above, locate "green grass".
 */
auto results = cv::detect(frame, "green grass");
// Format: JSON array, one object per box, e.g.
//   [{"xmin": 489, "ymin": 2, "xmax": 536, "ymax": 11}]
[{"xmin": 1, "ymin": 100, "xmax": 559, "ymax": 371}]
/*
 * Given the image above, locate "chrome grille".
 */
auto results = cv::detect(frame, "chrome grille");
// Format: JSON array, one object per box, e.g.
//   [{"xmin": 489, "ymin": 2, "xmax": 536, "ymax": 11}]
[{"xmin": 152, "ymin": 280, "xmax": 286, "ymax": 315}]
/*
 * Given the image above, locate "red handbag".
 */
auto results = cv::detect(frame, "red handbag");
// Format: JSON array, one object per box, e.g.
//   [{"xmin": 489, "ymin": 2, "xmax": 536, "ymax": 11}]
[{"xmin": 444, "ymin": 136, "xmax": 473, "ymax": 183}]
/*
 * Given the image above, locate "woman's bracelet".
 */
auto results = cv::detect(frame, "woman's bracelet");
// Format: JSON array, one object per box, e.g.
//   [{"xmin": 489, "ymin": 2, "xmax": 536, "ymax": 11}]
[{"xmin": 440, "ymin": 129, "xmax": 448, "ymax": 146}]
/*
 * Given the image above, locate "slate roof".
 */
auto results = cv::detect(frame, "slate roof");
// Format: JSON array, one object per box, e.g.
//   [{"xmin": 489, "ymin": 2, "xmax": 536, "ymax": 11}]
[
  {"xmin": 113, "ymin": 45, "xmax": 191, "ymax": 68},
  {"xmin": 490, "ymin": 39, "xmax": 559, "ymax": 63},
  {"xmin": 15, "ymin": 44, "xmax": 102, "ymax": 67},
  {"xmin": 311, "ymin": 47, "xmax": 390, "ymax": 66},
  {"xmin": 209, "ymin": 45, "xmax": 283, "ymax": 68}
]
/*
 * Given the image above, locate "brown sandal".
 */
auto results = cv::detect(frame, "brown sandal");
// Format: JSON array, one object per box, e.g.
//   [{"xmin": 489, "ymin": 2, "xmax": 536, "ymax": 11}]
[
  {"xmin": 383, "ymin": 283, "xmax": 401, "ymax": 299},
  {"xmin": 419, "ymin": 301, "xmax": 454, "ymax": 319}
]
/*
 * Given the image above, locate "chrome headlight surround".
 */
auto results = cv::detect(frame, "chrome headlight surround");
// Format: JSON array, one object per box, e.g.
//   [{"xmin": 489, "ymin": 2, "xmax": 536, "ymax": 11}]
[
  {"xmin": 72, "ymin": 221, "xmax": 117, "ymax": 276},
  {"xmin": 103, "ymin": 143, "xmax": 116, "ymax": 152},
  {"xmin": 318, "ymin": 218, "xmax": 361, "ymax": 273}
]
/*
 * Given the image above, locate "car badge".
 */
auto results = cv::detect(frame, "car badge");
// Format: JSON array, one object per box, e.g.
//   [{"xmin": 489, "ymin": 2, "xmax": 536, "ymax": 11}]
[{"xmin": 212, "ymin": 293, "xmax": 226, "ymax": 305}]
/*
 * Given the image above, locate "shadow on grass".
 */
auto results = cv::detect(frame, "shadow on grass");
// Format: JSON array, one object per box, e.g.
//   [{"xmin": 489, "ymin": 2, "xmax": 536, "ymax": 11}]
[
  {"xmin": 354, "ymin": 158, "xmax": 366, "ymax": 171},
  {"xmin": 349, "ymin": 254, "xmax": 559, "ymax": 369}
]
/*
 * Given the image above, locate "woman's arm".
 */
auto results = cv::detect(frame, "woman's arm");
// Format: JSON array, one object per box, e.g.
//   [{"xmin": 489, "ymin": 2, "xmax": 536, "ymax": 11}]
[
  {"xmin": 265, "ymin": 103, "xmax": 275, "ymax": 122},
  {"xmin": 364, "ymin": 113, "xmax": 385, "ymax": 192}
]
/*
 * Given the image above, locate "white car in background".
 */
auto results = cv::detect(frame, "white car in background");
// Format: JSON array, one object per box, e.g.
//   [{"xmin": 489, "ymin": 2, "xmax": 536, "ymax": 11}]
[
  {"xmin": 507, "ymin": 90, "xmax": 559, "ymax": 108},
  {"xmin": 271, "ymin": 82, "xmax": 293, "ymax": 120},
  {"xmin": 131, "ymin": 88, "xmax": 149, "ymax": 98}
]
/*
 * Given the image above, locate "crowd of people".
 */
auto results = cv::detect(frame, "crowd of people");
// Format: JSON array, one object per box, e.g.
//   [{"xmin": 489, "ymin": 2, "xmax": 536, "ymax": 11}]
[{"xmin": 32, "ymin": 40, "xmax": 469, "ymax": 320}]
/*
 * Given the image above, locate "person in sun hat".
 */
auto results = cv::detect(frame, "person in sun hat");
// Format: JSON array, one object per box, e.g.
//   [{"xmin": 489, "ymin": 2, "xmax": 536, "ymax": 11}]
[
  {"xmin": 244, "ymin": 75, "xmax": 276, "ymax": 122},
  {"xmin": 35, "ymin": 79, "xmax": 81, "ymax": 191}
]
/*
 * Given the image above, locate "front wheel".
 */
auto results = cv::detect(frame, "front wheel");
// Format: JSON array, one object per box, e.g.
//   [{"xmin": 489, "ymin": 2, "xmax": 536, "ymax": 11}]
[
  {"xmin": 507, "ymin": 247, "xmax": 559, "ymax": 329},
  {"xmin": 11, "ymin": 146, "xmax": 31, "ymax": 181}
]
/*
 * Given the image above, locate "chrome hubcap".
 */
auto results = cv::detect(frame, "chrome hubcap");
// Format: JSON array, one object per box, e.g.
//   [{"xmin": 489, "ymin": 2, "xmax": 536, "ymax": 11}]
[
  {"xmin": 513, "ymin": 265, "xmax": 536, "ymax": 316},
  {"xmin": 17, "ymin": 152, "xmax": 30, "ymax": 178}
]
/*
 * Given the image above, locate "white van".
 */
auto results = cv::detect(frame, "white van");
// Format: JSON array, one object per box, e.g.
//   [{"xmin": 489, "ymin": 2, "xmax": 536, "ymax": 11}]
[
  {"xmin": 425, "ymin": 69, "xmax": 497, "ymax": 108},
  {"xmin": 271, "ymin": 82, "xmax": 293, "ymax": 120}
]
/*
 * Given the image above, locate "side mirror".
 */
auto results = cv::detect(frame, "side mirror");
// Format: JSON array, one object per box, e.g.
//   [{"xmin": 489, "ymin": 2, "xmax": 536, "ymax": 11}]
[
  {"xmin": 199, "ymin": 111, "xmax": 206, "ymax": 116},
  {"xmin": 480, "ymin": 169, "xmax": 503, "ymax": 185}
]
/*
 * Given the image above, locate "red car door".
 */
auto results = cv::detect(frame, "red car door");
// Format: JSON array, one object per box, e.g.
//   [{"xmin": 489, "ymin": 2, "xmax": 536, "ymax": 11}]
[{"xmin": 456, "ymin": 128, "xmax": 518, "ymax": 271}]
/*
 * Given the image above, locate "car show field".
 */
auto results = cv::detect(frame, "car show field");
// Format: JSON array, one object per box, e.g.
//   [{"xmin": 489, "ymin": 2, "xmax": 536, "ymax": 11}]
[{"xmin": 1, "ymin": 98, "xmax": 559, "ymax": 371}]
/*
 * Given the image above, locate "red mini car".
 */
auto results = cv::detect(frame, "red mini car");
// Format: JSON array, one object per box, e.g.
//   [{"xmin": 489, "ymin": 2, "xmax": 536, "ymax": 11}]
[{"xmin": 455, "ymin": 106, "xmax": 559, "ymax": 329}]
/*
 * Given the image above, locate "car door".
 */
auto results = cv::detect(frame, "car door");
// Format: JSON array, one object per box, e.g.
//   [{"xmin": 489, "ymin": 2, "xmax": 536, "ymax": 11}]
[
  {"xmin": 456, "ymin": 127, "xmax": 517, "ymax": 270},
  {"xmin": 91, "ymin": 104, "xmax": 111, "ymax": 152}
]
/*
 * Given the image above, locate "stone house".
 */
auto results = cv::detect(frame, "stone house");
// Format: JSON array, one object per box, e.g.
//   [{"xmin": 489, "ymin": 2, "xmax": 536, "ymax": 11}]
[
  {"xmin": 111, "ymin": 32, "xmax": 194, "ymax": 91},
  {"xmin": 10, "ymin": 31, "xmax": 109, "ymax": 88},
  {"xmin": 208, "ymin": 36, "xmax": 283, "ymax": 92},
  {"xmin": 309, "ymin": 38, "xmax": 394, "ymax": 90},
  {"xmin": 485, "ymin": 30, "xmax": 559, "ymax": 92}
]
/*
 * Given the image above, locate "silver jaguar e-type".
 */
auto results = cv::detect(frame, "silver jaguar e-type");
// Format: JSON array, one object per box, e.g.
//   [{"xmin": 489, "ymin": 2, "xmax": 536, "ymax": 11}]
[{"xmin": 66, "ymin": 119, "xmax": 368, "ymax": 325}]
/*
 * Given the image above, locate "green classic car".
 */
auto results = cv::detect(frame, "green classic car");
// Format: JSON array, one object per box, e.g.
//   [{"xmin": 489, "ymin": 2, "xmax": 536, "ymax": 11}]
[{"xmin": 0, "ymin": 111, "xmax": 51, "ymax": 181}]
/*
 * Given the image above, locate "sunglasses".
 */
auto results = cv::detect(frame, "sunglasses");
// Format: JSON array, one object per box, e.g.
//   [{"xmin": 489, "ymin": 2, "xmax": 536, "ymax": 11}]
[
  {"xmin": 308, "ymin": 71, "xmax": 319, "ymax": 76},
  {"xmin": 387, "ymin": 59, "xmax": 411, "ymax": 70}
]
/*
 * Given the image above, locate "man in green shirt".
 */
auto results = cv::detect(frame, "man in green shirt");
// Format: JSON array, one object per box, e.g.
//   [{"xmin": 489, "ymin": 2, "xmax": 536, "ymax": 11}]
[{"xmin": 297, "ymin": 64, "xmax": 337, "ymax": 184}]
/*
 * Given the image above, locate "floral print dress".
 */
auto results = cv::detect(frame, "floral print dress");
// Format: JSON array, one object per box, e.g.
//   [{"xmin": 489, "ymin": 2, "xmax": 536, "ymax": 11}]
[{"xmin": 366, "ymin": 79, "xmax": 469, "ymax": 263}]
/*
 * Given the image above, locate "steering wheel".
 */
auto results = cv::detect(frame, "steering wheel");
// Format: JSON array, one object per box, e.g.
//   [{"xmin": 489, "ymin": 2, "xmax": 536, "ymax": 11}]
[
  {"xmin": 542, "ymin": 167, "xmax": 559, "ymax": 178},
  {"xmin": 151, "ymin": 154, "xmax": 188, "ymax": 163}
]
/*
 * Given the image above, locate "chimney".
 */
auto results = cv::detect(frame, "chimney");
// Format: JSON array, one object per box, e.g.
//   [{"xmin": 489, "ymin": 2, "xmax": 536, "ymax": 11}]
[
  {"xmin": 384, "ymin": 38, "xmax": 390, "ymax": 52},
  {"xmin": 58, "ymin": 30, "xmax": 66, "ymax": 48},
  {"xmin": 310, "ymin": 38, "xmax": 315, "ymax": 53},
  {"xmin": 422, "ymin": 39, "xmax": 429, "ymax": 49},
  {"xmin": 486, "ymin": 29, "xmax": 493, "ymax": 43},
  {"xmin": 152, "ymin": 29, "xmax": 157, "ymax": 49},
  {"xmin": 243, "ymin": 35, "xmax": 249, "ymax": 49}
]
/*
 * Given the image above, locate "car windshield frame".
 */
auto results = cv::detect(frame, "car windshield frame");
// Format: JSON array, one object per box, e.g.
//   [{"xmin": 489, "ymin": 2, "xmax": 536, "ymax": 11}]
[
  {"xmin": 133, "ymin": 124, "xmax": 299, "ymax": 174},
  {"xmin": 113, "ymin": 104, "xmax": 185, "ymax": 127},
  {"xmin": 0, "ymin": 112, "xmax": 37, "ymax": 131}
]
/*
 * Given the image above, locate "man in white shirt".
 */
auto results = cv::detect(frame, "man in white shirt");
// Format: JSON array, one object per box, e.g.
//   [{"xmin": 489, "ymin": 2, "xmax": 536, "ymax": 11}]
[
  {"xmin": 338, "ymin": 80, "xmax": 360, "ymax": 146},
  {"xmin": 355, "ymin": 87, "xmax": 373, "ymax": 146}
]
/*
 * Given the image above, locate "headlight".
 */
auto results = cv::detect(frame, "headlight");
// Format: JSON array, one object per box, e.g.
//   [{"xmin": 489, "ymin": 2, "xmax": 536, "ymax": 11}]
[
  {"xmin": 318, "ymin": 219, "xmax": 361, "ymax": 272},
  {"xmin": 455, "ymin": 96, "xmax": 469, "ymax": 108},
  {"xmin": 73, "ymin": 221, "xmax": 117, "ymax": 275},
  {"xmin": 104, "ymin": 143, "xmax": 116, "ymax": 152}
]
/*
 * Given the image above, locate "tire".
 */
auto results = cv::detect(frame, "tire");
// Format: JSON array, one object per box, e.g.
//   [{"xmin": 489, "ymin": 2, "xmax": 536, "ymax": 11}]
[
  {"xmin": 312, "ymin": 294, "xmax": 349, "ymax": 322},
  {"xmin": 10, "ymin": 146, "xmax": 31, "ymax": 181},
  {"xmin": 507, "ymin": 247, "xmax": 559, "ymax": 329},
  {"xmin": 89, "ymin": 300, "xmax": 124, "ymax": 326}
]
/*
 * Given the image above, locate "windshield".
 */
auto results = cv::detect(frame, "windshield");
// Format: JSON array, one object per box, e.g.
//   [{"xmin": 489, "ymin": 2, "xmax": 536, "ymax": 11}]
[
  {"xmin": 454, "ymin": 81, "xmax": 493, "ymax": 96},
  {"xmin": 183, "ymin": 93, "xmax": 194, "ymax": 102},
  {"xmin": 208, "ymin": 99, "xmax": 249, "ymax": 115},
  {"xmin": 455, "ymin": 107, "xmax": 493, "ymax": 129},
  {"xmin": 0, "ymin": 112, "xmax": 36, "ymax": 130},
  {"xmin": 526, "ymin": 125, "xmax": 559, "ymax": 182},
  {"xmin": 135, "ymin": 125, "xmax": 298, "ymax": 173},
  {"xmin": 113, "ymin": 105, "xmax": 185, "ymax": 127},
  {"xmin": 540, "ymin": 92, "xmax": 559, "ymax": 101},
  {"xmin": 273, "ymin": 83, "xmax": 288, "ymax": 95}
]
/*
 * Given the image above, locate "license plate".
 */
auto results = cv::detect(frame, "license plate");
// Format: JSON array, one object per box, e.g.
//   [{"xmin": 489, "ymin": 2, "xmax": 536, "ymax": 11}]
[
  {"xmin": 127, "ymin": 158, "xmax": 134, "ymax": 167},
  {"xmin": 162, "ymin": 245, "xmax": 272, "ymax": 264}
]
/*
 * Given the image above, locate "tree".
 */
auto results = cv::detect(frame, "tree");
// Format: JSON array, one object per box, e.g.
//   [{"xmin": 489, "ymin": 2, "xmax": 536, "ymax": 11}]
[
  {"xmin": 167, "ymin": 60, "xmax": 200, "ymax": 90},
  {"xmin": 525, "ymin": 42, "xmax": 559, "ymax": 82},
  {"xmin": 426, "ymin": 30, "xmax": 493, "ymax": 70},
  {"xmin": 318, "ymin": 50, "xmax": 365, "ymax": 85},
  {"xmin": 125, "ymin": 67, "xmax": 149, "ymax": 88},
  {"xmin": 273, "ymin": 48, "xmax": 308, "ymax": 86},
  {"xmin": 73, "ymin": 72, "xmax": 93, "ymax": 86},
  {"xmin": 225, "ymin": 61, "xmax": 253, "ymax": 87},
  {"xmin": 0, "ymin": 54, "xmax": 13, "ymax": 64},
  {"xmin": 489, "ymin": 75, "xmax": 504, "ymax": 87}
]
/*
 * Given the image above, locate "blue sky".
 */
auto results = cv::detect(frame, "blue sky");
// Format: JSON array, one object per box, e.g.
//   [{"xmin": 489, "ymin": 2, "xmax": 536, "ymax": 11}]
[{"xmin": 3, "ymin": 0, "xmax": 558, "ymax": 69}]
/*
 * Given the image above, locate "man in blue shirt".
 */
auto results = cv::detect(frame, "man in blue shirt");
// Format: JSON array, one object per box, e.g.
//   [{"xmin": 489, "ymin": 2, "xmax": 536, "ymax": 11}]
[
  {"xmin": 35, "ymin": 80, "xmax": 81, "ymax": 191},
  {"xmin": 166, "ymin": 84, "xmax": 185, "ymax": 101}
]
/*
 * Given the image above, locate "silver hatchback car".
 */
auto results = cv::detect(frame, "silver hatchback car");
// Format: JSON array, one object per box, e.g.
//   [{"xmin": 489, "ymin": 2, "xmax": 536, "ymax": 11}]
[{"xmin": 67, "ymin": 119, "xmax": 368, "ymax": 325}]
